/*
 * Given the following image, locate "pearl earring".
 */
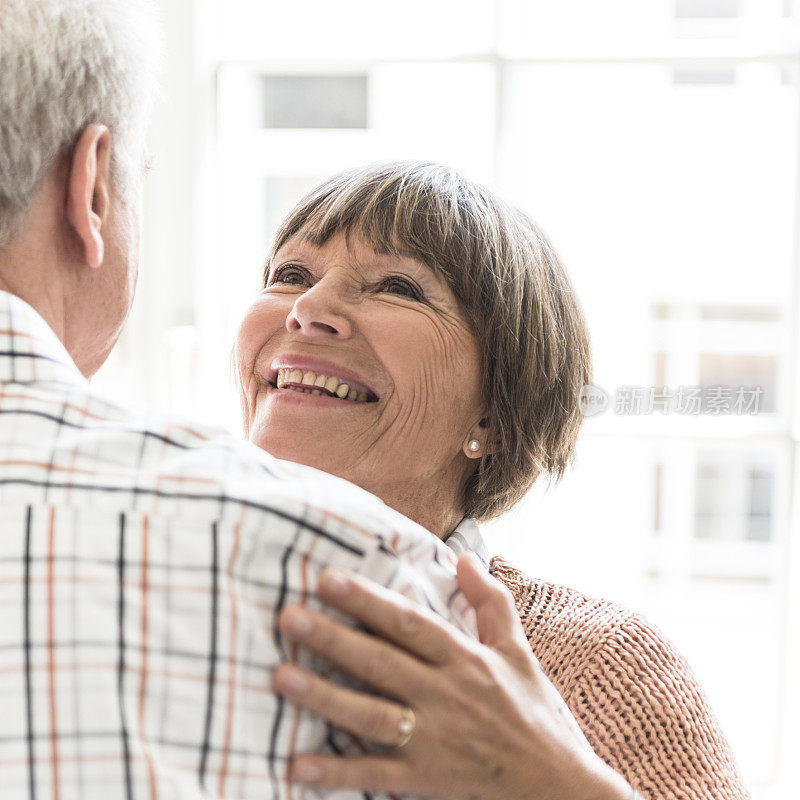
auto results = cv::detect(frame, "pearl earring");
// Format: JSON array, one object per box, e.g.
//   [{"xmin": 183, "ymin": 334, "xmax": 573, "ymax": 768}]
[{"xmin": 468, "ymin": 440, "xmax": 480, "ymax": 452}]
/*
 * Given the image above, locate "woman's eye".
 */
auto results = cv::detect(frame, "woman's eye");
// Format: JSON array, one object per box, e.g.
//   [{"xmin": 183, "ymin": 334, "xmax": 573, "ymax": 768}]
[
  {"xmin": 381, "ymin": 277, "xmax": 421, "ymax": 300},
  {"xmin": 268, "ymin": 266, "xmax": 308, "ymax": 286}
]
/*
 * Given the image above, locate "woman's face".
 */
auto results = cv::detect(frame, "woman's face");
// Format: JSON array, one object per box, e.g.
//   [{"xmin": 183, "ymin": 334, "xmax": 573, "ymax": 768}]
[{"xmin": 235, "ymin": 231, "xmax": 486, "ymax": 533}]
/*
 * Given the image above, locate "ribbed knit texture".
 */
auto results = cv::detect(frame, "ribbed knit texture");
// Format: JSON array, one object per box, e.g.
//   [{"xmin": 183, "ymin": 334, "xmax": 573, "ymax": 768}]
[{"xmin": 490, "ymin": 556, "xmax": 750, "ymax": 800}]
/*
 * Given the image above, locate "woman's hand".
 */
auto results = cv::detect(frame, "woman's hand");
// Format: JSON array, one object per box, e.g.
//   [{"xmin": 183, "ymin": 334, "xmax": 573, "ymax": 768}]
[{"xmin": 272, "ymin": 552, "xmax": 633, "ymax": 800}]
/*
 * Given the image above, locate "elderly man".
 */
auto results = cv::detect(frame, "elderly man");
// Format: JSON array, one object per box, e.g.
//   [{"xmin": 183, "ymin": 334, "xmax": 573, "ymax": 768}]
[{"xmin": 0, "ymin": 2, "xmax": 488, "ymax": 797}]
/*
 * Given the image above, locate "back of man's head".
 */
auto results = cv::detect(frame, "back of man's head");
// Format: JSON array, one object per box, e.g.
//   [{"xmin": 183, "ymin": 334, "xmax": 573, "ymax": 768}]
[{"xmin": 0, "ymin": 0, "xmax": 162, "ymax": 248}]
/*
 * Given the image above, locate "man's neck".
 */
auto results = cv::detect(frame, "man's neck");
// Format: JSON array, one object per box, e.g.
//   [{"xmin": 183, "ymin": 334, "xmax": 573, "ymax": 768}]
[{"xmin": 0, "ymin": 260, "xmax": 70, "ymax": 347}]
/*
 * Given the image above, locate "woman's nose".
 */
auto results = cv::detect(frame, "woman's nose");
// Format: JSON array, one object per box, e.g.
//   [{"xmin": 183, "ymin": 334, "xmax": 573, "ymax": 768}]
[{"xmin": 285, "ymin": 278, "xmax": 354, "ymax": 338}]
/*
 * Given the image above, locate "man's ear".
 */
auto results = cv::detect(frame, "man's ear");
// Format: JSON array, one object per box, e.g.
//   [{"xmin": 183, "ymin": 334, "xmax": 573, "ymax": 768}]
[{"xmin": 66, "ymin": 124, "xmax": 112, "ymax": 270}]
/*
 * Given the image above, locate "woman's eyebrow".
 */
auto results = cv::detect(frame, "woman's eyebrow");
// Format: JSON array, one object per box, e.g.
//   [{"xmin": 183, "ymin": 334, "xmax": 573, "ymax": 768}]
[{"xmin": 368, "ymin": 250, "xmax": 444, "ymax": 284}]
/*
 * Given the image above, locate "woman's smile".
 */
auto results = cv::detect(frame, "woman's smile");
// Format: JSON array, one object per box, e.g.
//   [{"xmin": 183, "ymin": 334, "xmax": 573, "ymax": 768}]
[
  {"xmin": 264, "ymin": 382, "xmax": 373, "ymax": 405},
  {"xmin": 265, "ymin": 355, "xmax": 381, "ymax": 403}
]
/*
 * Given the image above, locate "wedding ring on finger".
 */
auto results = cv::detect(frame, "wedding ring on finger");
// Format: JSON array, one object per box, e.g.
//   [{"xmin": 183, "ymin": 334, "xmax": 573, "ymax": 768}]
[{"xmin": 392, "ymin": 707, "xmax": 416, "ymax": 749}]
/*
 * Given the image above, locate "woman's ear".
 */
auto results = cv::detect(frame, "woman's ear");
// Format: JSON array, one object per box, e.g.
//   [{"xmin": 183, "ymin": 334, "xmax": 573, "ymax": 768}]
[
  {"xmin": 65, "ymin": 124, "xmax": 112, "ymax": 270},
  {"xmin": 463, "ymin": 415, "xmax": 498, "ymax": 459}
]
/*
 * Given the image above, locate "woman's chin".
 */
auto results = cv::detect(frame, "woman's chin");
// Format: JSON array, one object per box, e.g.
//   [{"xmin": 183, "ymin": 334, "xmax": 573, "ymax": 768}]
[{"xmin": 249, "ymin": 430, "xmax": 339, "ymax": 475}]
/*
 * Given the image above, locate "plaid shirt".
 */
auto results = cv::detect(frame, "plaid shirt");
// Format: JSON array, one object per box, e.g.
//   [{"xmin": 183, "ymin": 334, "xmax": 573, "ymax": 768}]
[
  {"xmin": 444, "ymin": 518, "xmax": 489, "ymax": 569},
  {"xmin": 0, "ymin": 290, "xmax": 477, "ymax": 800}
]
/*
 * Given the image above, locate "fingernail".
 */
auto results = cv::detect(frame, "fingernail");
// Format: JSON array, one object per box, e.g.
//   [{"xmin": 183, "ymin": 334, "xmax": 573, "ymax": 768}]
[
  {"xmin": 282, "ymin": 606, "xmax": 314, "ymax": 637},
  {"xmin": 293, "ymin": 759, "xmax": 323, "ymax": 783},
  {"xmin": 320, "ymin": 567, "xmax": 350, "ymax": 597}
]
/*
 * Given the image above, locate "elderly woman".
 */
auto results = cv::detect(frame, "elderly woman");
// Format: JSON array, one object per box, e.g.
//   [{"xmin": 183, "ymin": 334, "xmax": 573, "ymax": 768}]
[{"xmin": 235, "ymin": 162, "xmax": 749, "ymax": 800}]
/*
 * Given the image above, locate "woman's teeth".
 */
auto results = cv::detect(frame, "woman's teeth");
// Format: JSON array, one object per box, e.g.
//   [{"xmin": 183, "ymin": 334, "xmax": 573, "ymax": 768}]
[{"xmin": 276, "ymin": 368, "xmax": 371, "ymax": 403}]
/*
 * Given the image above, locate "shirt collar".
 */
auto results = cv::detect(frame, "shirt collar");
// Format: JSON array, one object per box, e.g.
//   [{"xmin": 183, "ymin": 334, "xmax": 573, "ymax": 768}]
[
  {"xmin": 0, "ymin": 290, "xmax": 87, "ymax": 387},
  {"xmin": 444, "ymin": 516, "xmax": 490, "ymax": 569}
]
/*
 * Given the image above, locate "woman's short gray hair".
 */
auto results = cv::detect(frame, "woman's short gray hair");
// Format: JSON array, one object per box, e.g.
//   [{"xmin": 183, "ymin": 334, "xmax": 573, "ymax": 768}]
[
  {"xmin": 0, "ymin": 0, "xmax": 162, "ymax": 247},
  {"xmin": 266, "ymin": 162, "xmax": 592, "ymax": 522}
]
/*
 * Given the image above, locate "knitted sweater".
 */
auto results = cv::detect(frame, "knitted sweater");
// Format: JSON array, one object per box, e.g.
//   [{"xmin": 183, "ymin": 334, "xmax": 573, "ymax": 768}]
[{"xmin": 489, "ymin": 556, "xmax": 750, "ymax": 800}]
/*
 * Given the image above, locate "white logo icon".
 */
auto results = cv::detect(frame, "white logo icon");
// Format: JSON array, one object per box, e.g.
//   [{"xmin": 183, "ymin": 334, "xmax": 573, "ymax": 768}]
[{"xmin": 579, "ymin": 384, "xmax": 609, "ymax": 418}]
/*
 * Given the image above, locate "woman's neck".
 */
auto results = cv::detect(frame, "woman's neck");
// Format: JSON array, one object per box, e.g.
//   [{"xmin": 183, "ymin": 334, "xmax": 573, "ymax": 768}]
[{"xmin": 375, "ymin": 482, "xmax": 463, "ymax": 541}]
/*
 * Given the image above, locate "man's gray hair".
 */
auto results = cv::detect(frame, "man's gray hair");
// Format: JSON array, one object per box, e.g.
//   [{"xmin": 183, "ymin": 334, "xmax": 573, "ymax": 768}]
[{"xmin": 0, "ymin": 0, "xmax": 162, "ymax": 247}]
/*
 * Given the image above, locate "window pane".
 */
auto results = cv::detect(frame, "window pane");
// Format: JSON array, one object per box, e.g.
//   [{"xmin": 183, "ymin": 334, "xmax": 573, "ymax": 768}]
[
  {"xmin": 262, "ymin": 75, "xmax": 368, "ymax": 129},
  {"xmin": 699, "ymin": 305, "xmax": 780, "ymax": 322},
  {"xmin": 747, "ymin": 468, "xmax": 773, "ymax": 541},
  {"xmin": 693, "ymin": 451, "xmax": 775, "ymax": 541},
  {"xmin": 674, "ymin": 0, "xmax": 739, "ymax": 18},
  {"xmin": 694, "ymin": 461, "xmax": 728, "ymax": 540},
  {"xmin": 698, "ymin": 354, "xmax": 777, "ymax": 412},
  {"xmin": 672, "ymin": 68, "xmax": 737, "ymax": 85}
]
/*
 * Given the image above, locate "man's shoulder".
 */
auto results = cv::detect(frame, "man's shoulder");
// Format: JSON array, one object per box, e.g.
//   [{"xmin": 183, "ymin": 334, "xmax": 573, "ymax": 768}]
[{"xmin": 0, "ymin": 377, "xmax": 409, "ymax": 542}]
